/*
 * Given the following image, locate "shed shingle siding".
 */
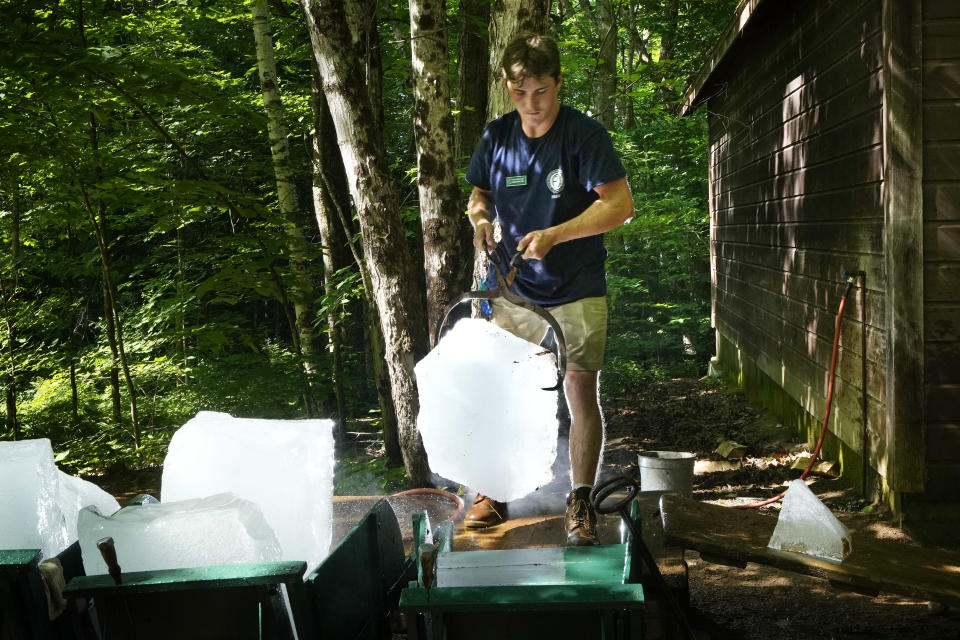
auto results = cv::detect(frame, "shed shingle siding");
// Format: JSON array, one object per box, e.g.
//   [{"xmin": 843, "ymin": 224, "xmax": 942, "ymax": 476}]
[
  {"xmin": 708, "ymin": 0, "xmax": 887, "ymax": 471},
  {"xmin": 921, "ymin": 0, "xmax": 960, "ymax": 494}
]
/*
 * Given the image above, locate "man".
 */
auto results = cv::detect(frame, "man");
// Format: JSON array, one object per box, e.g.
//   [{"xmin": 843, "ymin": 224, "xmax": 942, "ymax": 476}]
[{"xmin": 463, "ymin": 33, "xmax": 633, "ymax": 545}]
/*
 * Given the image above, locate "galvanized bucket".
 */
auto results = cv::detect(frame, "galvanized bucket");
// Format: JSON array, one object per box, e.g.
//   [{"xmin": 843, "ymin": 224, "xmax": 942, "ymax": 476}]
[{"xmin": 638, "ymin": 451, "xmax": 696, "ymax": 498}]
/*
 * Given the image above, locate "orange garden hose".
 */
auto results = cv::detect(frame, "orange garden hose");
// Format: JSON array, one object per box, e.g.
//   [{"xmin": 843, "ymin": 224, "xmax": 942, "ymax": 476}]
[{"xmin": 734, "ymin": 276, "xmax": 856, "ymax": 509}]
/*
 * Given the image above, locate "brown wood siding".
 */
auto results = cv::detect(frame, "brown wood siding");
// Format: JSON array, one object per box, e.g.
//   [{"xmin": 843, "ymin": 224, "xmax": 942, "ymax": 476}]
[
  {"xmin": 707, "ymin": 0, "xmax": 887, "ymax": 472},
  {"xmin": 922, "ymin": 0, "xmax": 960, "ymax": 480}
]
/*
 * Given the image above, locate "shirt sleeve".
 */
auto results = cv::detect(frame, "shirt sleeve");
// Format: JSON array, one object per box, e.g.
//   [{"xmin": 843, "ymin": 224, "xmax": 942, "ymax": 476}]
[
  {"xmin": 576, "ymin": 128, "xmax": 627, "ymax": 193},
  {"xmin": 465, "ymin": 125, "xmax": 494, "ymax": 190}
]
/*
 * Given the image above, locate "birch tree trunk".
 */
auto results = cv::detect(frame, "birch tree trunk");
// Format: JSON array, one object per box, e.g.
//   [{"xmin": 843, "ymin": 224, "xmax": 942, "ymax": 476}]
[
  {"xmin": 302, "ymin": 0, "xmax": 430, "ymax": 486},
  {"xmin": 410, "ymin": 0, "xmax": 472, "ymax": 344},
  {"xmin": 252, "ymin": 0, "xmax": 324, "ymax": 415},
  {"xmin": 304, "ymin": 7, "xmax": 401, "ymax": 462}
]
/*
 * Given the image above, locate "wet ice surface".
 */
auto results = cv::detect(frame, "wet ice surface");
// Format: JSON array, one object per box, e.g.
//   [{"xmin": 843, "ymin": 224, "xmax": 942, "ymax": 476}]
[
  {"xmin": 768, "ymin": 479, "xmax": 853, "ymax": 562},
  {"xmin": 161, "ymin": 411, "xmax": 335, "ymax": 575},
  {"xmin": 0, "ymin": 438, "xmax": 120, "ymax": 558},
  {"xmin": 78, "ymin": 493, "xmax": 281, "ymax": 575},
  {"xmin": 58, "ymin": 470, "xmax": 120, "ymax": 545},
  {"xmin": 416, "ymin": 318, "xmax": 559, "ymax": 503},
  {"xmin": 0, "ymin": 439, "xmax": 68, "ymax": 558}
]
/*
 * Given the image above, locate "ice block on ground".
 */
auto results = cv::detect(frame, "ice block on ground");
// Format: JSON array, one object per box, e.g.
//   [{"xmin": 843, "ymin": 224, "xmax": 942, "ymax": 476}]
[
  {"xmin": 161, "ymin": 411, "xmax": 335, "ymax": 575},
  {"xmin": 78, "ymin": 492, "xmax": 281, "ymax": 575},
  {"xmin": 0, "ymin": 439, "xmax": 68, "ymax": 558},
  {"xmin": 767, "ymin": 479, "xmax": 853, "ymax": 561},
  {"xmin": 58, "ymin": 471, "xmax": 120, "ymax": 544},
  {"xmin": 416, "ymin": 318, "xmax": 559, "ymax": 503}
]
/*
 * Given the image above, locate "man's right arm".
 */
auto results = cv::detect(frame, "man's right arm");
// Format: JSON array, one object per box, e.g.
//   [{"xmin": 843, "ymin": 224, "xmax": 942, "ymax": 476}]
[{"xmin": 467, "ymin": 187, "xmax": 497, "ymax": 251}]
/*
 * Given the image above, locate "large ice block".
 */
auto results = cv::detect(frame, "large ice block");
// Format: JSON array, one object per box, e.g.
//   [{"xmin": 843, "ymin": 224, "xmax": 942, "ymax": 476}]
[
  {"xmin": 767, "ymin": 479, "xmax": 853, "ymax": 562},
  {"xmin": 416, "ymin": 318, "xmax": 559, "ymax": 503},
  {"xmin": 0, "ymin": 439, "xmax": 68, "ymax": 558},
  {"xmin": 78, "ymin": 493, "xmax": 281, "ymax": 575},
  {"xmin": 58, "ymin": 471, "xmax": 120, "ymax": 544},
  {"xmin": 161, "ymin": 411, "xmax": 335, "ymax": 575}
]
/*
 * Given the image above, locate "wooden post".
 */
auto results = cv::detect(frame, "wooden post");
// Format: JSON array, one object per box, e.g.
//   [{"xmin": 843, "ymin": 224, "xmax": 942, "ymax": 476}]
[{"xmin": 881, "ymin": 0, "xmax": 925, "ymax": 495}]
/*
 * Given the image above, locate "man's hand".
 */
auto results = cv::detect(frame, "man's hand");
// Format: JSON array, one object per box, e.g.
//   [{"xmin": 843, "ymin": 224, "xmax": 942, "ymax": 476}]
[
  {"xmin": 517, "ymin": 228, "xmax": 558, "ymax": 260},
  {"xmin": 473, "ymin": 218, "xmax": 496, "ymax": 251},
  {"xmin": 516, "ymin": 178, "xmax": 633, "ymax": 260},
  {"xmin": 468, "ymin": 187, "xmax": 497, "ymax": 251}
]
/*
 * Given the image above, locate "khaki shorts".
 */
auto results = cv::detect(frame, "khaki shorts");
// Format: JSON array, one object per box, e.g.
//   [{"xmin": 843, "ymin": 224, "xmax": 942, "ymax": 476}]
[{"xmin": 490, "ymin": 296, "xmax": 608, "ymax": 372}]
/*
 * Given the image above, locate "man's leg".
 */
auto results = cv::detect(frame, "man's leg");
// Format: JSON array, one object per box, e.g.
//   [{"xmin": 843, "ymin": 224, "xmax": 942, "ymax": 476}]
[
  {"xmin": 551, "ymin": 298, "xmax": 607, "ymax": 546},
  {"xmin": 565, "ymin": 370, "xmax": 603, "ymax": 486},
  {"xmin": 563, "ymin": 369, "xmax": 604, "ymax": 545}
]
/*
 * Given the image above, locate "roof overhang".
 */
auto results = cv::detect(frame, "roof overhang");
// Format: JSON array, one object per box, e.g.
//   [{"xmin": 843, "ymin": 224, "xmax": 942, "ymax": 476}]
[{"xmin": 678, "ymin": 0, "xmax": 771, "ymax": 116}]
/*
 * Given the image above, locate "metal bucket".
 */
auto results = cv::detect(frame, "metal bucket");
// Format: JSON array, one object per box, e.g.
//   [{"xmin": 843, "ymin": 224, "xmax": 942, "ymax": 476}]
[{"xmin": 638, "ymin": 451, "xmax": 696, "ymax": 498}]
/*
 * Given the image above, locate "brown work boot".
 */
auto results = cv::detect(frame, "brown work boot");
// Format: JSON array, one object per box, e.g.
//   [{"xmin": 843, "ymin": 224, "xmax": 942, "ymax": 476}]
[
  {"xmin": 464, "ymin": 494, "xmax": 507, "ymax": 529},
  {"xmin": 565, "ymin": 486, "xmax": 598, "ymax": 546}
]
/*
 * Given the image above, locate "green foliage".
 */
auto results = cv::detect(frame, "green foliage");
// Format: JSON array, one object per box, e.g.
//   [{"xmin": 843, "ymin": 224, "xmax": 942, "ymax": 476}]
[
  {"xmin": 546, "ymin": 2, "xmax": 737, "ymax": 390},
  {"xmin": 335, "ymin": 448, "xmax": 407, "ymax": 496},
  {"xmin": 0, "ymin": 0, "xmax": 737, "ymax": 487}
]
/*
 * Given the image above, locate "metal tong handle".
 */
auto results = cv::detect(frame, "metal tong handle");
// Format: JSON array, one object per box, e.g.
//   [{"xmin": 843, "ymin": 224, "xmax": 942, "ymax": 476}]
[
  {"xmin": 433, "ymin": 248, "xmax": 567, "ymax": 391},
  {"xmin": 591, "ymin": 475, "xmax": 697, "ymax": 640}
]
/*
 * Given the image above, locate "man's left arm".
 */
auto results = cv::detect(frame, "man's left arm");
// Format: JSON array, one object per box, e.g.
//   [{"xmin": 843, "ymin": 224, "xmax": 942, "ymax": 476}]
[{"xmin": 517, "ymin": 177, "xmax": 634, "ymax": 260}]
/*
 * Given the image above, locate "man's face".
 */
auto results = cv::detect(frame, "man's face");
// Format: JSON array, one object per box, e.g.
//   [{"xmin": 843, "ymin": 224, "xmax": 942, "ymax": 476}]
[{"xmin": 504, "ymin": 73, "xmax": 563, "ymax": 133}]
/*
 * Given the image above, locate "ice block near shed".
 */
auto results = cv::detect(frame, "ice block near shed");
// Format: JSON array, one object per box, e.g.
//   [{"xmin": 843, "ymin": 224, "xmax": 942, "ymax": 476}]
[{"xmin": 768, "ymin": 479, "xmax": 852, "ymax": 562}]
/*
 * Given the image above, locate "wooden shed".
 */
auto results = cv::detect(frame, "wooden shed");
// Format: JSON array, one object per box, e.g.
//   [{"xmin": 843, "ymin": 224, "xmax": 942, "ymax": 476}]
[{"xmin": 681, "ymin": 0, "xmax": 960, "ymax": 536}]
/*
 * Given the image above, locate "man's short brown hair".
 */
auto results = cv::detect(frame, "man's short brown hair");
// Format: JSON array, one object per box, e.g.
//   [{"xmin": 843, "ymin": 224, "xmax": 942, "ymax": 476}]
[{"xmin": 501, "ymin": 33, "xmax": 561, "ymax": 83}]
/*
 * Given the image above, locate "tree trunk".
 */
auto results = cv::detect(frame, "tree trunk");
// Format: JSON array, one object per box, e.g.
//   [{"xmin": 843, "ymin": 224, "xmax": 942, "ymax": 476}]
[
  {"xmin": 4, "ymin": 323, "xmax": 14, "ymax": 439},
  {"xmin": 3, "ymin": 181, "xmax": 20, "ymax": 438},
  {"xmin": 176, "ymin": 225, "xmax": 188, "ymax": 385},
  {"xmin": 454, "ymin": 0, "xmax": 490, "ymax": 164},
  {"xmin": 486, "ymin": 0, "xmax": 551, "ymax": 121},
  {"xmin": 366, "ymin": 298, "xmax": 402, "ymax": 464},
  {"xmin": 308, "ymin": 58, "xmax": 351, "ymax": 432},
  {"xmin": 252, "ymin": 0, "xmax": 324, "ymax": 416},
  {"xmin": 306, "ymin": 47, "xmax": 400, "ymax": 459},
  {"xmin": 594, "ymin": 0, "xmax": 618, "ymax": 128},
  {"xmin": 338, "ymin": 1, "xmax": 399, "ymax": 447},
  {"xmin": 303, "ymin": 0, "xmax": 431, "ymax": 487},
  {"xmin": 347, "ymin": 0, "xmax": 385, "ymax": 135},
  {"xmin": 472, "ymin": 0, "xmax": 550, "ymax": 293},
  {"xmin": 658, "ymin": 0, "xmax": 680, "ymax": 98},
  {"xmin": 410, "ymin": 0, "xmax": 472, "ymax": 344},
  {"xmin": 80, "ymin": 182, "xmax": 141, "ymax": 449},
  {"xmin": 70, "ymin": 358, "xmax": 79, "ymax": 425},
  {"xmin": 103, "ymin": 281, "xmax": 122, "ymax": 424}
]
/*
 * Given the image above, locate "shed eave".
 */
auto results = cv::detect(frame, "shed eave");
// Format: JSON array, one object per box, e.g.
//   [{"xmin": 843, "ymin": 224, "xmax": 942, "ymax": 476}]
[{"xmin": 679, "ymin": 0, "xmax": 770, "ymax": 117}]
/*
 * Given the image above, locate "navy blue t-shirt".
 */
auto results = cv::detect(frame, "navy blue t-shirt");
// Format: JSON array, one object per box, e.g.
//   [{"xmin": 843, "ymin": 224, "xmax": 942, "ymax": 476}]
[{"xmin": 465, "ymin": 105, "xmax": 627, "ymax": 306}]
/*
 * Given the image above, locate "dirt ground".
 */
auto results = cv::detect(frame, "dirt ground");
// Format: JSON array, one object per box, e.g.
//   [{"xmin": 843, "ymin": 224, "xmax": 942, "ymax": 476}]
[{"xmin": 600, "ymin": 377, "xmax": 960, "ymax": 640}]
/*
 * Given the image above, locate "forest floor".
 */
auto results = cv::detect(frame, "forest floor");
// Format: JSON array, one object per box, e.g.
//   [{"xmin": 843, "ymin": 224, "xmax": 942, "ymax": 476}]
[
  {"xmin": 599, "ymin": 377, "xmax": 960, "ymax": 640},
  {"xmin": 92, "ymin": 377, "xmax": 960, "ymax": 639}
]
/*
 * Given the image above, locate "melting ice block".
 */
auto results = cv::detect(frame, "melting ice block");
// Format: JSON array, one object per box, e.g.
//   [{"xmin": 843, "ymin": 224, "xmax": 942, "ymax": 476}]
[
  {"xmin": 58, "ymin": 471, "xmax": 121, "ymax": 544},
  {"xmin": 768, "ymin": 479, "xmax": 853, "ymax": 562},
  {"xmin": 0, "ymin": 439, "xmax": 68, "ymax": 558},
  {"xmin": 161, "ymin": 411, "xmax": 335, "ymax": 575},
  {"xmin": 78, "ymin": 493, "xmax": 281, "ymax": 575},
  {"xmin": 416, "ymin": 318, "xmax": 559, "ymax": 503}
]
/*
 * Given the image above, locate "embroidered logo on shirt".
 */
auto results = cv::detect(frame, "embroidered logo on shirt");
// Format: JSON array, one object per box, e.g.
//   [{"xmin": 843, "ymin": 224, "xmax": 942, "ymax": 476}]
[
  {"xmin": 506, "ymin": 175, "xmax": 527, "ymax": 187},
  {"xmin": 546, "ymin": 169, "xmax": 564, "ymax": 197}
]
